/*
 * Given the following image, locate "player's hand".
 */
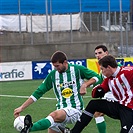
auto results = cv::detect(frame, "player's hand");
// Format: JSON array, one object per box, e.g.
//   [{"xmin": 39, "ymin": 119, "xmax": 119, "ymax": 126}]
[
  {"xmin": 92, "ymin": 84, "xmax": 105, "ymax": 98},
  {"xmin": 80, "ymin": 83, "xmax": 87, "ymax": 95},
  {"xmin": 14, "ymin": 106, "xmax": 23, "ymax": 118}
]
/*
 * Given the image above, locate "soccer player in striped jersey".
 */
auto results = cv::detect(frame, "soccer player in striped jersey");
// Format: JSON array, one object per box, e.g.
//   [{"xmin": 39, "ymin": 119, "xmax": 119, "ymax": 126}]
[
  {"xmin": 62, "ymin": 55, "xmax": 133, "ymax": 133},
  {"xmin": 14, "ymin": 51, "xmax": 101, "ymax": 133},
  {"xmin": 93, "ymin": 45, "xmax": 122, "ymax": 133}
]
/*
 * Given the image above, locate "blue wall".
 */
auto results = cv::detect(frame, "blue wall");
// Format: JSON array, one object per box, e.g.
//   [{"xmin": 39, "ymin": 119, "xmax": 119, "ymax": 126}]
[{"xmin": 0, "ymin": 0, "xmax": 130, "ymax": 15}]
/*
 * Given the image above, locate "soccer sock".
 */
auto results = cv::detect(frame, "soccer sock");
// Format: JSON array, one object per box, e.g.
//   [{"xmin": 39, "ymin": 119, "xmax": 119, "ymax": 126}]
[
  {"xmin": 95, "ymin": 116, "xmax": 106, "ymax": 133},
  {"xmin": 30, "ymin": 116, "xmax": 54, "ymax": 131},
  {"xmin": 71, "ymin": 110, "xmax": 93, "ymax": 133}
]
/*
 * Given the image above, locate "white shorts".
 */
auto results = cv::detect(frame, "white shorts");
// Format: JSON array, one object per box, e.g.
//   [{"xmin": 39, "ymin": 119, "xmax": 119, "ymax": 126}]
[
  {"xmin": 103, "ymin": 91, "xmax": 118, "ymax": 101},
  {"xmin": 49, "ymin": 107, "xmax": 82, "ymax": 132}
]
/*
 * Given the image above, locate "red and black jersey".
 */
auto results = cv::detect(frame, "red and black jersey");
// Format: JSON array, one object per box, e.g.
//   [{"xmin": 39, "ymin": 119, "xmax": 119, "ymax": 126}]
[{"xmin": 101, "ymin": 66, "xmax": 133, "ymax": 109}]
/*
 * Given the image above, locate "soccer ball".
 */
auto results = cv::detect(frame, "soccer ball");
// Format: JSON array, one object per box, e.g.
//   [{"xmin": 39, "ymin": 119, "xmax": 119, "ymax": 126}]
[{"xmin": 13, "ymin": 116, "xmax": 25, "ymax": 132}]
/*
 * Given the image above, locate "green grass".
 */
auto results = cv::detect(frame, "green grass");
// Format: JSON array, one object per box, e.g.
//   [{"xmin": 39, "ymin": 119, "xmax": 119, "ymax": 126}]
[{"xmin": 0, "ymin": 80, "xmax": 120, "ymax": 133}]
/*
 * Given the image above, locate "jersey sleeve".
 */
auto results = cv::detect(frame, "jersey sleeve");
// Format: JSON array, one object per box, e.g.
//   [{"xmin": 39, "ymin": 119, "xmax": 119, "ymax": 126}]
[
  {"xmin": 77, "ymin": 65, "xmax": 101, "ymax": 84},
  {"xmin": 93, "ymin": 73, "xmax": 104, "ymax": 87},
  {"xmin": 92, "ymin": 78, "xmax": 110, "ymax": 98},
  {"xmin": 100, "ymin": 78, "xmax": 110, "ymax": 92},
  {"xmin": 31, "ymin": 72, "xmax": 53, "ymax": 100}
]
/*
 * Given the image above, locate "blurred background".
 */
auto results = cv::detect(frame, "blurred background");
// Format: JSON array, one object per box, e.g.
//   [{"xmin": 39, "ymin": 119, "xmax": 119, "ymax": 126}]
[{"xmin": 0, "ymin": 0, "xmax": 133, "ymax": 62}]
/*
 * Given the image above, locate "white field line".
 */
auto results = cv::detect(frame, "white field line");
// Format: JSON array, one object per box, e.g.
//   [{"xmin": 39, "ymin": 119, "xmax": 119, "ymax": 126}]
[
  {"xmin": 0, "ymin": 94, "xmax": 91, "ymax": 99},
  {"xmin": 0, "ymin": 94, "xmax": 56, "ymax": 100}
]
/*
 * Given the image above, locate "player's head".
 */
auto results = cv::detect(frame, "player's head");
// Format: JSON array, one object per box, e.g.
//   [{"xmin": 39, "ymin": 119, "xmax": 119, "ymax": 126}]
[
  {"xmin": 51, "ymin": 51, "xmax": 68, "ymax": 73},
  {"xmin": 94, "ymin": 45, "xmax": 109, "ymax": 60},
  {"xmin": 98, "ymin": 55, "xmax": 118, "ymax": 77}
]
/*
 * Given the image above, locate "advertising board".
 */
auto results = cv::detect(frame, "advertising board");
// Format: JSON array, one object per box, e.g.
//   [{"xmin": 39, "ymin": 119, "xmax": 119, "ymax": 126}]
[
  {"xmin": 0, "ymin": 62, "xmax": 32, "ymax": 81},
  {"xmin": 32, "ymin": 59, "xmax": 86, "ymax": 79},
  {"xmin": 87, "ymin": 57, "xmax": 133, "ymax": 74},
  {"xmin": 1, "ymin": 57, "xmax": 132, "ymax": 81}
]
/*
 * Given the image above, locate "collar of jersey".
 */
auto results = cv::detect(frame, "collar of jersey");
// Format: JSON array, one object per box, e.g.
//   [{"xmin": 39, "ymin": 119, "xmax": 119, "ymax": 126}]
[{"xmin": 112, "ymin": 66, "xmax": 121, "ymax": 77}]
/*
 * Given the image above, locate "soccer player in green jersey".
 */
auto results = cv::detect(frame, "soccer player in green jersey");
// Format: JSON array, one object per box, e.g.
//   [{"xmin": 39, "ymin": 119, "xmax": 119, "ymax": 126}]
[
  {"xmin": 14, "ymin": 51, "xmax": 101, "ymax": 133},
  {"xmin": 93, "ymin": 45, "xmax": 110, "ymax": 133}
]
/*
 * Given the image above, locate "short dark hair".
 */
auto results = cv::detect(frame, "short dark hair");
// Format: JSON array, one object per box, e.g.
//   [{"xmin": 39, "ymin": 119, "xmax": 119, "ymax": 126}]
[
  {"xmin": 51, "ymin": 51, "xmax": 68, "ymax": 63},
  {"xmin": 98, "ymin": 55, "xmax": 117, "ymax": 68},
  {"xmin": 95, "ymin": 45, "xmax": 108, "ymax": 52}
]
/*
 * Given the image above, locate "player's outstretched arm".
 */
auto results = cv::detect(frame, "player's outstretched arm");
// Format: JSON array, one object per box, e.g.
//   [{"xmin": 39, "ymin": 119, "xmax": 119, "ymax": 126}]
[{"xmin": 14, "ymin": 97, "xmax": 34, "ymax": 118}]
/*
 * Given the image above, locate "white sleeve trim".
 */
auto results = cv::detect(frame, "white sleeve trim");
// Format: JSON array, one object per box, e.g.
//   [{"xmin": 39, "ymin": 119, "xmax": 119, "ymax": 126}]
[
  {"xmin": 92, "ymin": 77, "xmax": 98, "ymax": 83},
  {"xmin": 30, "ymin": 95, "xmax": 37, "ymax": 102}
]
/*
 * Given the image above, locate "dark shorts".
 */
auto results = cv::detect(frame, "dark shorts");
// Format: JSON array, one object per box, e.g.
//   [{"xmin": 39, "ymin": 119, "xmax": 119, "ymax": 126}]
[{"xmin": 86, "ymin": 99, "xmax": 133, "ymax": 133}]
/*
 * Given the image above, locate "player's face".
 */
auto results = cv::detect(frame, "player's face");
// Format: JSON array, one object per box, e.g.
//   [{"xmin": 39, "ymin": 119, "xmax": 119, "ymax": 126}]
[
  {"xmin": 52, "ymin": 61, "xmax": 67, "ymax": 73},
  {"xmin": 95, "ymin": 48, "xmax": 108, "ymax": 60},
  {"xmin": 100, "ymin": 65, "xmax": 112, "ymax": 77}
]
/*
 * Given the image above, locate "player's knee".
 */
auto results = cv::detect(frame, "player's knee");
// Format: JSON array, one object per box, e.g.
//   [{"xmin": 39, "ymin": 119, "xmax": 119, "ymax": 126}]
[{"xmin": 94, "ymin": 112, "xmax": 104, "ymax": 118}]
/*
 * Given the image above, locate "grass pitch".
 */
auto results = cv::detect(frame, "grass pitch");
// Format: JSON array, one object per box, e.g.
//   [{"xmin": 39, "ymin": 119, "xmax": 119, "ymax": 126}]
[{"xmin": 0, "ymin": 80, "xmax": 120, "ymax": 133}]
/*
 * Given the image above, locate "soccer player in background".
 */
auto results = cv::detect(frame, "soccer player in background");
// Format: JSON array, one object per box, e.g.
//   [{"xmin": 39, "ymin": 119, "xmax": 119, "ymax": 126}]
[
  {"xmin": 94, "ymin": 45, "xmax": 122, "ymax": 133},
  {"xmin": 93, "ymin": 45, "xmax": 117, "ymax": 133},
  {"xmin": 61, "ymin": 55, "xmax": 133, "ymax": 133},
  {"xmin": 14, "ymin": 50, "xmax": 101, "ymax": 133}
]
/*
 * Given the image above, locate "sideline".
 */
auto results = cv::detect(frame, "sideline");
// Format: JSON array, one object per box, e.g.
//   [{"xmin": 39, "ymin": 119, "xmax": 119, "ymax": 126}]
[{"xmin": 0, "ymin": 94, "xmax": 91, "ymax": 99}]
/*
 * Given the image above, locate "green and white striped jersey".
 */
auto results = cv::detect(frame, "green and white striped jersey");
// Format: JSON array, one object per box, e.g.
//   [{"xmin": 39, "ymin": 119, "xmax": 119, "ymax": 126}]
[{"xmin": 32, "ymin": 64, "xmax": 100, "ymax": 110}]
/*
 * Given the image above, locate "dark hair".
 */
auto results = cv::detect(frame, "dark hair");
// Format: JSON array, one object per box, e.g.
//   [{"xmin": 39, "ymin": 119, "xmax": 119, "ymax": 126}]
[
  {"xmin": 95, "ymin": 45, "xmax": 108, "ymax": 52},
  {"xmin": 51, "ymin": 51, "xmax": 68, "ymax": 63},
  {"xmin": 98, "ymin": 55, "xmax": 117, "ymax": 68}
]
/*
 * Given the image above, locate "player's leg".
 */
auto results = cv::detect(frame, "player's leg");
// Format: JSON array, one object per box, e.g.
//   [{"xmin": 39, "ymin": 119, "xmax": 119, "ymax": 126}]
[
  {"xmin": 119, "ymin": 105, "xmax": 133, "ymax": 133},
  {"xmin": 21, "ymin": 115, "xmax": 33, "ymax": 133},
  {"xmin": 21, "ymin": 109, "xmax": 67, "ymax": 133},
  {"xmin": 49, "ymin": 107, "xmax": 82, "ymax": 133},
  {"xmin": 94, "ymin": 112, "xmax": 106, "ymax": 133},
  {"xmin": 20, "ymin": 115, "xmax": 54, "ymax": 133},
  {"xmin": 21, "ymin": 107, "xmax": 81, "ymax": 133},
  {"xmin": 93, "ymin": 91, "xmax": 118, "ymax": 133},
  {"xmin": 70, "ymin": 99, "xmax": 119, "ymax": 133}
]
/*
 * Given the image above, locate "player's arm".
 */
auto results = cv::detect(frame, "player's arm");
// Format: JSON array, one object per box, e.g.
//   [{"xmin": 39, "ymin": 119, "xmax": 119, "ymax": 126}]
[
  {"xmin": 14, "ymin": 73, "xmax": 53, "ymax": 118},
  {"xmin": 31, "ymin": 73, "xmax": 53, "ymax": 99},
  {"xmin": 14, "ymin": 97, "xmax": 34, "ymax": 118},
  {"xmin": 92, "ymin": 72, "xmax": 104, "ymax": 87},
  {"xmin": 79, "ymin": 65, "xmax": 101, "ymax": 95},
  {"xmin": 92, "ymin": 78, "xmax": 109, "ymax": 98},
  {"xmin": 80, "ymin": 78, "xmax": 97, "ymax": 95}
]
